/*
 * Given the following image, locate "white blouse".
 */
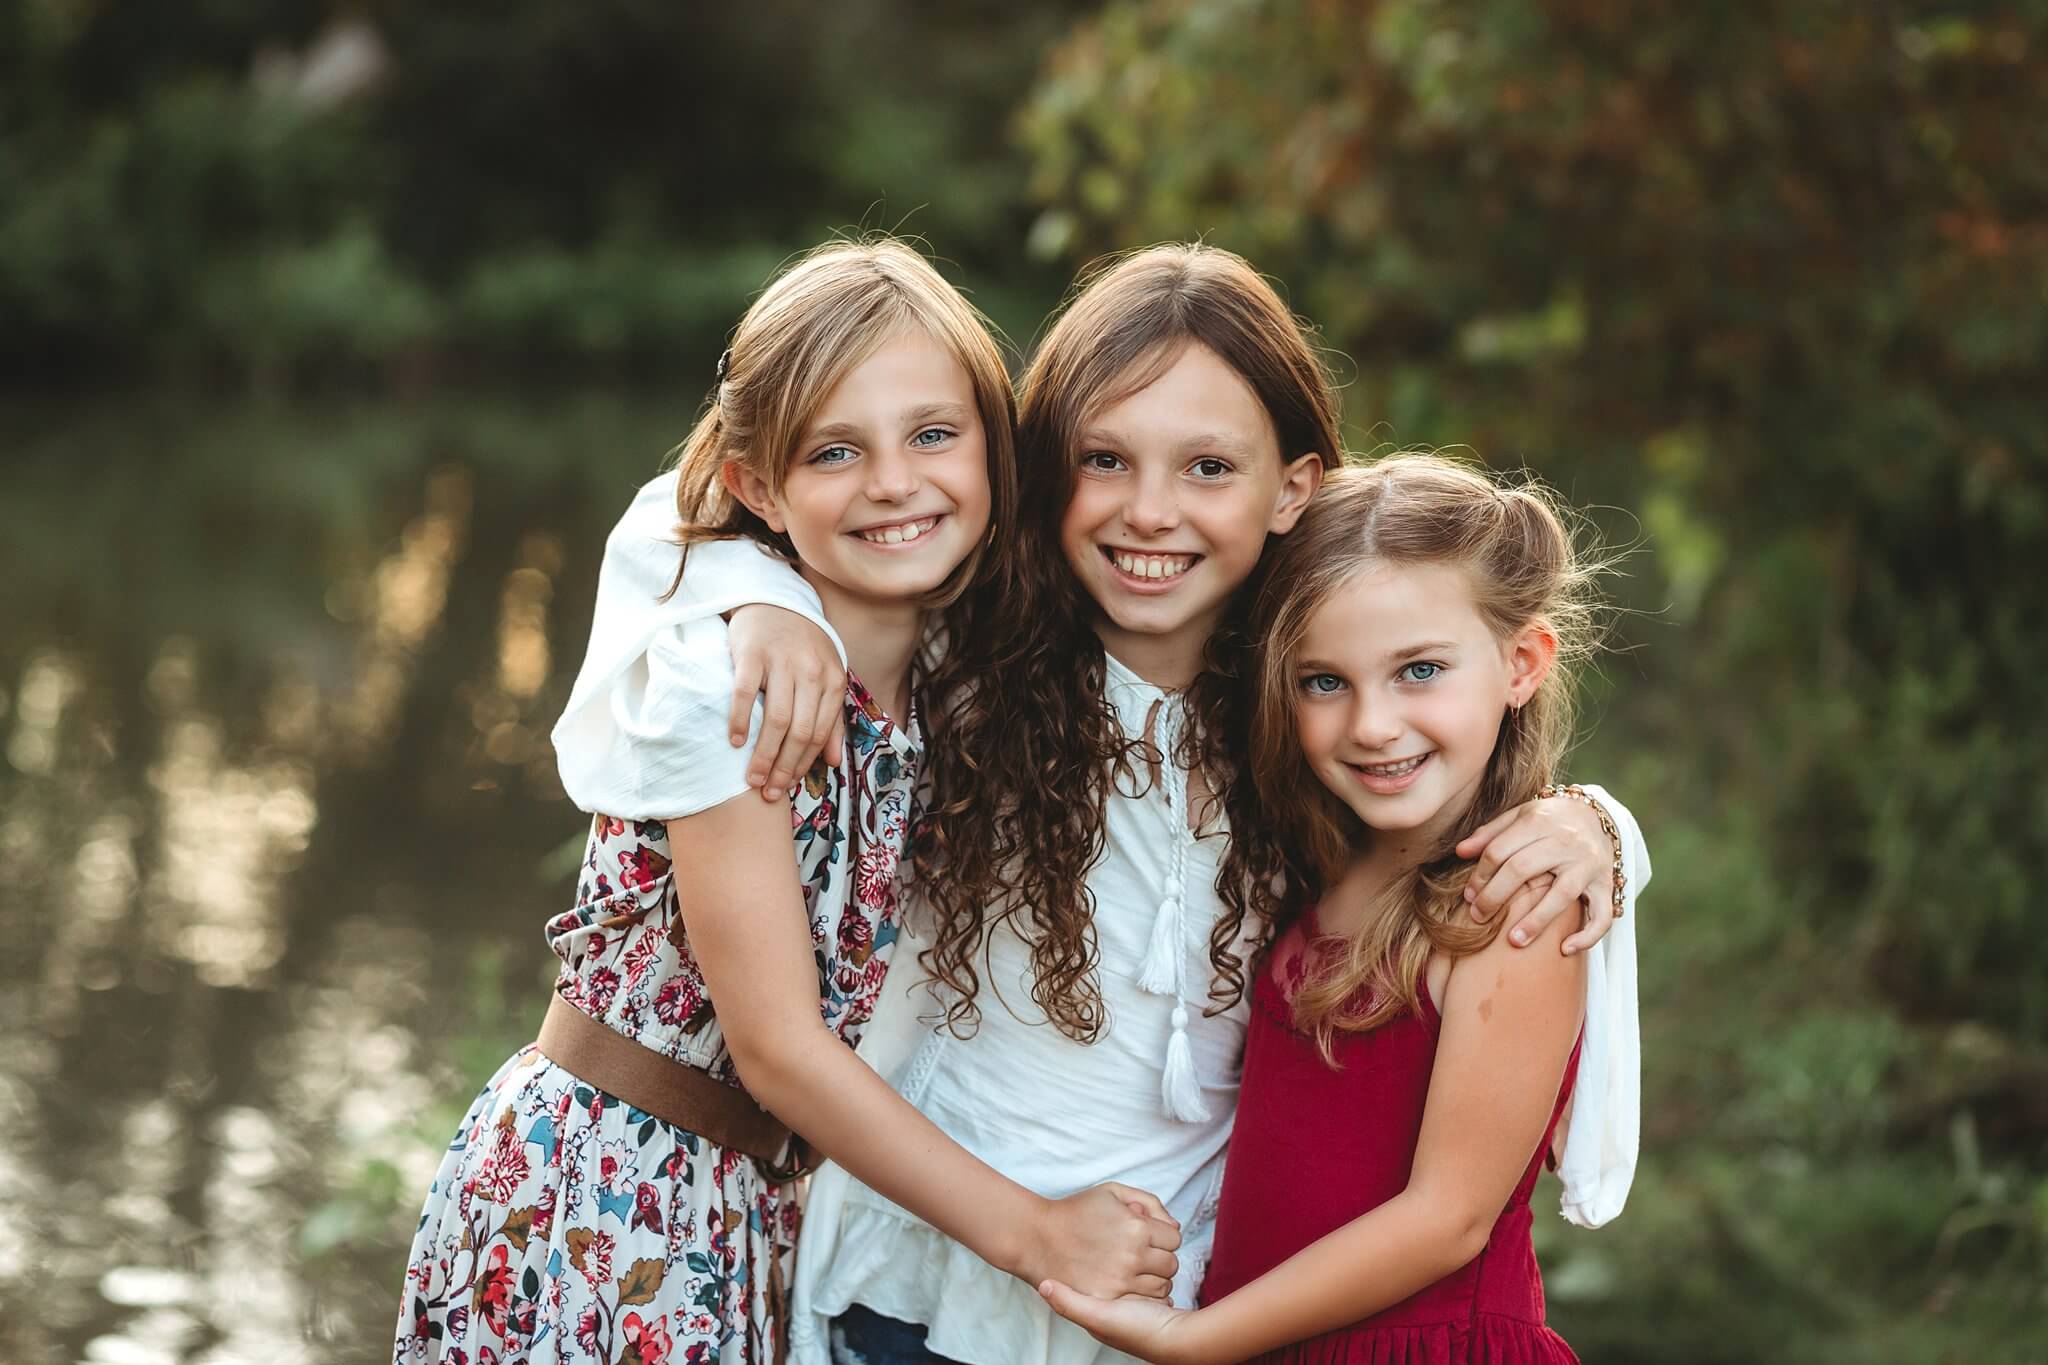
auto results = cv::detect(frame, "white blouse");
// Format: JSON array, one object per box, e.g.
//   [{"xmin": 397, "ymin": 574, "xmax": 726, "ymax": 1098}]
[{"xmin": 657, "ymin": 505, "xmax": 1647, "ymax": 1365}]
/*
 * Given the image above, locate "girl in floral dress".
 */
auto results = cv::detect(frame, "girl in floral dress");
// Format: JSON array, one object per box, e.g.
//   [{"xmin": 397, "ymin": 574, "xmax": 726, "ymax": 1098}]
[{"xmin": 393, "ymin": 240, "xmax": 1180, "ymax": 1365}]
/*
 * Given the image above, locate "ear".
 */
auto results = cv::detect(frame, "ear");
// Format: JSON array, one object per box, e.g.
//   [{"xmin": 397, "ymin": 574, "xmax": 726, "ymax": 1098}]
[
  {"xmin": 1505, "ymin": 621, "xmax": 1559, "ymax": 708},
  {"xmin": 721, "ymin": 460, "xmax": 786, "ymax": 534},
  {"xmin": 1267, "ymin": 453, "xmax": 1326, "ymax": 534}
]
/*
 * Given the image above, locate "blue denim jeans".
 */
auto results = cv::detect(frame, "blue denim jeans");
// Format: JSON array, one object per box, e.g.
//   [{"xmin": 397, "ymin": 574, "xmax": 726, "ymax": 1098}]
[{"xmin": 828, "ymin": 1304, "xmax": 964, "ymax": 1365}]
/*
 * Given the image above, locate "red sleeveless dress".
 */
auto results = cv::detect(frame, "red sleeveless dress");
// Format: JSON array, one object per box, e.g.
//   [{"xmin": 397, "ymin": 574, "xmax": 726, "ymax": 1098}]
[{"xmin": 1198, "ymin": 920, "xmax": 1581, "ymax": 1364}]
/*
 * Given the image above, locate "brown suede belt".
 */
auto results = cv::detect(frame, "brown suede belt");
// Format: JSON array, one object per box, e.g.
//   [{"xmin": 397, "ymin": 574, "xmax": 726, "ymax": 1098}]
[{"xmin": 536, "ymin": 991, "xmax": 817, "ymax": 1182}]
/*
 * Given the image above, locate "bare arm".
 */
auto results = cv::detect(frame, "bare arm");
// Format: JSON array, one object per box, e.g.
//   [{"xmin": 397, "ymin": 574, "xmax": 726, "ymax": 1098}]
[
  {"xmin": 1042, "ymin": 909, "xmax": 1586, "ymax": 1362},
  {"xmin": 669, "ymin": 794, "xmax": 1180, "ymax": 1299}
]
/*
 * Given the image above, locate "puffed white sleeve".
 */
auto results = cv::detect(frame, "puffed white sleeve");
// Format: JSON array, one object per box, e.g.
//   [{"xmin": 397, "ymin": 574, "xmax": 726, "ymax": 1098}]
[
  {"xmin": 1552, "ymin": 782, "xmax": 1648, "ymax": 1229},
  {"xmin": 549, "ymin": 472, "xmax": 844, "ymax": 819},
  {"xmin": 561, "ymin": 613, "xmax": 775, "ymax": 819}
]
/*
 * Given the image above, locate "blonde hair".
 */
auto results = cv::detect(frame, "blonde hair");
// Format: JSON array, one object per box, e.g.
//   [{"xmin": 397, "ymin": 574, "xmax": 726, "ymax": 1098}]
[
  {"xmin": 667, "ymin": 237, "xmax": 1017, "ymax": 608},
  {"xmin": 1244, "ymin": 454, "xmax": 1606, "ymax": 1060}
]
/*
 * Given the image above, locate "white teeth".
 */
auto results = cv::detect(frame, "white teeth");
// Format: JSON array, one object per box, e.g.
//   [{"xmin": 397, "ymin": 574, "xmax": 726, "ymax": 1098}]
[
  {"xmin": 860, "ymin": 517, "xmax": 936, "ymax": 545},
  {"xmin": 1111, "ymin": 550, "xmax": 1194, "ymax": 580},
  {"xmin": 1359, "ymin": 755, "xmax": 1426, "ymax": 777}
]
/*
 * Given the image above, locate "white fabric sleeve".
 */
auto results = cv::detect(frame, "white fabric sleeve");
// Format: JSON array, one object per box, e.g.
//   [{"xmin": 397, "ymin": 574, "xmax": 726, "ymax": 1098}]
[
  {"xmin": 666, "ymin": 535, "xmax": 840, "ymax": 649},
  {"xmin": 555, "ymin": 614, "xmax": 760, "ymax": 821},
  {"xmin": 550, "ymin": 472, "xmax": 843, "ymax": 819},
  {"xmin": 1552, "ymin": 781, "xmax": 1646, "ymax": 1228}
]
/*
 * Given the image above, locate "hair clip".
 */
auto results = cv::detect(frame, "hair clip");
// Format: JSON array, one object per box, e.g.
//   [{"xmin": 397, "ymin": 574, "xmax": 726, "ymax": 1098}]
[{"xmin": 715, "ymin": 348, "xmax": 732, "ymax": 383}]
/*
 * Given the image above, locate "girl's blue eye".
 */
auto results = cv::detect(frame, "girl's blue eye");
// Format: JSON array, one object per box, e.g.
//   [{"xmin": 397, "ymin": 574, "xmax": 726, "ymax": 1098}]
[
  {"xmin": 1300, "ymin": 673, "xmax": 1345, "ymax": 695},
  {"xmin": 1399, "ymin": 661, "xmax": 1442, "ymax": 683},
  {"xmin": 811, "ymin": 444, "xmax": 857, "ymax": 466},
  {"xmin": 911, "ymin": 426, "xmax": 953, "ymax": 448}
]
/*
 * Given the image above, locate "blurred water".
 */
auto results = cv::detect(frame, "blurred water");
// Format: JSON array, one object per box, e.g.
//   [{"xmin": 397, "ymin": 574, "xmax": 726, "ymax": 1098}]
[{"xmin": 1, "ymin": 394, "xmax": 694, "ymax": 1363}]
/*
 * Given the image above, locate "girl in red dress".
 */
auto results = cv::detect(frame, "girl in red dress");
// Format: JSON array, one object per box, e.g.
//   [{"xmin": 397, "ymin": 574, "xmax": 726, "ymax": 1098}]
[{"xmin": 1041, "ymin": 454, "xmax": 1624, "ymax": 1363}]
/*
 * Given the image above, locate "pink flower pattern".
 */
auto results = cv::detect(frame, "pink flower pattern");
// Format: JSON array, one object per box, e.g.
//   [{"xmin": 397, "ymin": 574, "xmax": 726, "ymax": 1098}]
[{"xmin": 395, "ymin": 672, "xmax": 919, "ymax": 1363}]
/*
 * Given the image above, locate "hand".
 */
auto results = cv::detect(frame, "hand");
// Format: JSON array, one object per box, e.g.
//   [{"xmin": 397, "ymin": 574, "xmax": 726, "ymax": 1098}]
[
  {"xmin": 1454, "ymin": 795, "xmax": 1616, "ymax": 955},
  {"xmin": 1039, "ymin": 1279, "xmax": 1206, "ymax": 1364},
  {"xmin": 1020, "ymin": 1183, "xmax": 1182, "ymax": 1302},
  {"xmin": 724, "ymin": 605, "xmax": 845, "ymax": 799}
]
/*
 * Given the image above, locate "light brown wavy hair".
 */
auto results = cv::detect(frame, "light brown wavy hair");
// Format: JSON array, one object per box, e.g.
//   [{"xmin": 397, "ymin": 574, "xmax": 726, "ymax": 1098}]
[
  {"xmin": 1216, "ymin": 454, "xmax": 1606, "ymax": 1062},
  {"xmin": 664, "ymin": 237, "xmax": 1018, "ymax": 611},
  {"xmin": 914, "ymin": 243, "xmax": 1344, "ymax": 1040}
]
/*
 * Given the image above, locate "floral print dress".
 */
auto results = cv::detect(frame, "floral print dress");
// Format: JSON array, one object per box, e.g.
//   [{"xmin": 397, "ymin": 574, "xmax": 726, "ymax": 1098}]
[{"xmin": 394, "ymin": 672, "xmax": 921, "ymax": 1365}]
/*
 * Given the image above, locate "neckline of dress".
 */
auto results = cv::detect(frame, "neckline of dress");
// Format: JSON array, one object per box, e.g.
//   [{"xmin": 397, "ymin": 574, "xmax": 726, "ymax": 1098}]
[
  {"xmin": 1103, "ymin": 649, "xmax": 1177, "ymax": 700},
  {"xmin": 845, "ymin": 666, "xmax": 922, "ymax": 756}
]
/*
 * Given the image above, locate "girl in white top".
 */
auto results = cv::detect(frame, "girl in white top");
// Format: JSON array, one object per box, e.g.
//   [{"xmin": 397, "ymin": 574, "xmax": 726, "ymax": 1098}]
[
  {"xmin": 396, "ymin": 240, "xmax": 1178, "ymax": 1365},
  {"xmin": 660, "ymin": 245, "xmax": 1646, "ymax": 1365}
]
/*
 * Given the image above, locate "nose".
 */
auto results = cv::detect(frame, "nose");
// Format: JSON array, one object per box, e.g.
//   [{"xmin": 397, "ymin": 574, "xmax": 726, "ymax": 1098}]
[
  {"xmin": 1348, "ymin": 691, "xmax": 1403, "ymax": 751},
  {"xmin": 865, "ymin": 446, "xmax": 920, "ymax": 504},
  {"xmin": 1120, "ymin": 467, "xmax": 1181, "ymax": 536}
]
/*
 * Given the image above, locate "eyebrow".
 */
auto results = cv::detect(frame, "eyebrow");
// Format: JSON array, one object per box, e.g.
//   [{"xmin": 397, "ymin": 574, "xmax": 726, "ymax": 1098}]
[
  {"xmin": 1380, "ymin": 641, "xmax": 1459, "ymax": 664},
  {"xmin": 1176, "ymin": 432, "xmax": 1259, "ymax": 460},
  {"xmin": 906, "ymin": 401, "xmax": 974, "ymax": 427},
  {"xmin": 1074, "ymin": 427, "xmax": 1260, "ymax": 460},
  {"xmin": 802, "ymin": 401, "xmax": 974, "ymax": 448}
]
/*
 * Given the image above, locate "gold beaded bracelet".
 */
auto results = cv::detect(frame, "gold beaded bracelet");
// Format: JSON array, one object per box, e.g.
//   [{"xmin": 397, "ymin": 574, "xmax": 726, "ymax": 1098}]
[{"xmin": 1537, "ymin": 783, "xmax": 1627, "ymax": 920}]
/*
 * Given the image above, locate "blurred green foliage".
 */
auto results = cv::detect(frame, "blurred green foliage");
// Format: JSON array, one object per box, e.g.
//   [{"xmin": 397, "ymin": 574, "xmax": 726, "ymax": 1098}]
[
  {"xmin": 0, "ymin": 1, "xmax": 1088, "ymax": 383},
  {"xmin": 4, "ymin": 0, "xmax": 2043, "ymax": 1359},
  {"xmin": 1021, "ymin": 0, "xmax": 2048, "ymax": 1355}
]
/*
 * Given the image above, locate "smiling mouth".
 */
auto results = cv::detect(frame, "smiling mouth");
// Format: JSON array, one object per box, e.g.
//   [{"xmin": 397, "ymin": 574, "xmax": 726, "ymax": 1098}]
[
  {"xmin": 1353, "ymin": 755, "xmax": 1429, "ymax": 778},
  {"xmin": 1344, "ymin": 752, "xmax": 1435, "ymax": 793},
  {"xmin": 854, "ymin": 515, "xmax": 943, "ymax": 546},
  {"xmin": 1102, "ymin": 546, "xmax": 1202, "ymax": 581}
]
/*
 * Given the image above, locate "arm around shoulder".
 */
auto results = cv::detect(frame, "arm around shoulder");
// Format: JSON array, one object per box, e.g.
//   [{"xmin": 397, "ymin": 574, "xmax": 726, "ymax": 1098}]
[
  {"xmin": 1575, "ymin": 782, "xmax": 1650, "ymax": 899},
  {"xmin": 665, "ymin": 794, "xmax": 1181, "ymax": 1303}
]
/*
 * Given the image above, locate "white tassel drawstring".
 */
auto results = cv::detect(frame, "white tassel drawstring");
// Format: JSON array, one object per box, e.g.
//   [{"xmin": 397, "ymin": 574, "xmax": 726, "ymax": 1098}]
[
  {"xmin": 1137, "ymin": 699, "xmax": 1191, "ymax": 996},
  {"xmin": 1133, "ymin": 693, "xmax": 1208, "ymax": 1123},
  {"xmin": 1138, "ymin": 889, "xmax": 1183, "ymax": 995},
  {"xmin": 1161, "ymin": 1005, "xmax": 1211, "ymax": 1122}
]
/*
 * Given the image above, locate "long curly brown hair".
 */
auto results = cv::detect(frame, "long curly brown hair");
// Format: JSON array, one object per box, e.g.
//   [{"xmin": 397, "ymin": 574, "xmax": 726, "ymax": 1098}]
[
  {"xmin": 913, "ymin": 243, "xmax": 1344, "ymax": 1040},
  {"xmin": 1214, "ymin": 455, "xmax": 1608, "ymax": 1062}
]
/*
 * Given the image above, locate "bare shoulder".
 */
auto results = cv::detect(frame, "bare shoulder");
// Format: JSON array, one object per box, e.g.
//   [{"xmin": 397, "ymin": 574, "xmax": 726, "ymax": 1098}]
[{"xmin": 1442, "ymin": 900, "xmax": 1586, "ymax": 1016}]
